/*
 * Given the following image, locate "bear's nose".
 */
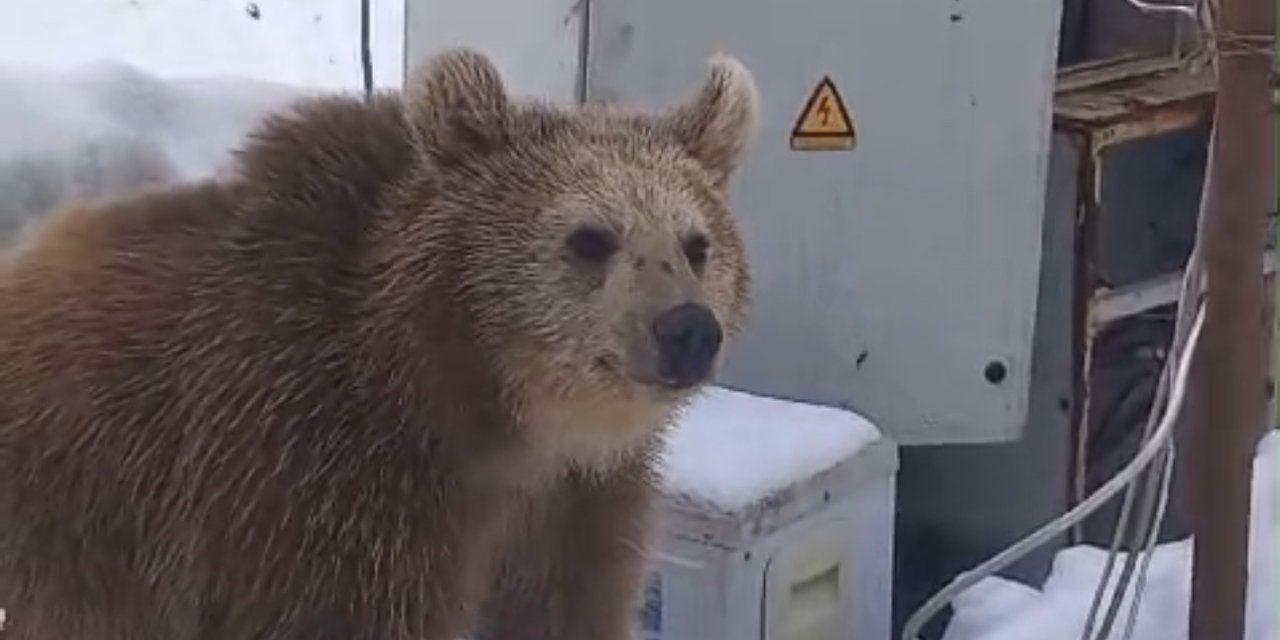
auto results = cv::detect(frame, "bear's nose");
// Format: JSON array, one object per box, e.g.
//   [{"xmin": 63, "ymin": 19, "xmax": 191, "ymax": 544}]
[{"xmin": 651, "ymin": 303, "xmax": 723, "ymax": 389}]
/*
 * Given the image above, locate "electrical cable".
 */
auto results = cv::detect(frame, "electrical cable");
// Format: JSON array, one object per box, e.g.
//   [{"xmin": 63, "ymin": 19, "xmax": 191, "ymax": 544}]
[
  {"xmin": 1083, "ymin": 247, "xmax": 1202, "ymax": 639},
  {"xmin": 1078, "ymin": 324, "xmax": 1171, "ymax": 640},
  {"xmin": 1084, "ymin": 307, "xmax": 1190, "ymax": 638},
  {"xmin": 900, "ymin": 304, "xmax": 1206, "ymax": 640},
  {"xmin": 1086, "ymin": 327, "xmax": 1169, "ymax": 477},
  {"xmin": 914, "ymin": 1, "xmax": 1231, "ymax": 635},
  {"xmin": 1121, "ymin": 443, "xmax": 1177, "ymax": 639},
  {"xmin": 1081, "ymin": 11, "xmax": 1213, "ymax": 617},
  {"xmin": 1125, "ymin": 0, "xmax": 1199, "ymax": 20},
  {"xmin": 1089, "ymin": 445, "xmax": 1172, "ymax": 639}
]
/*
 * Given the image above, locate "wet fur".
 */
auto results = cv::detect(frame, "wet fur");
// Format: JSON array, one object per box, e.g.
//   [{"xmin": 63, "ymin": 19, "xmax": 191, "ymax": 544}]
[{"xmin": 0, "ymin": 49, "xmax": 756, "ymax": 640}]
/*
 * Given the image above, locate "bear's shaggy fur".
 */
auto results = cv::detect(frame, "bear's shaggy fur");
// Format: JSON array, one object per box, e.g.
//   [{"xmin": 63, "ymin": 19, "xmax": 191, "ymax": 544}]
[{"xmin": 0, "ymin": 49, "xmax": 757, "ymax": 640}]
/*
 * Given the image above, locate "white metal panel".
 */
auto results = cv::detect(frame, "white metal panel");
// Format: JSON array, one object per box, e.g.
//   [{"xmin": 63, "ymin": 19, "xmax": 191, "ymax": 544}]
[
  {"xmin": 586, "ymin": 0, "xmax": 1063, "ymax": 444},
  {"xmin": 404, "ymin": 0, "xmax": 584, "ymax": 103}
]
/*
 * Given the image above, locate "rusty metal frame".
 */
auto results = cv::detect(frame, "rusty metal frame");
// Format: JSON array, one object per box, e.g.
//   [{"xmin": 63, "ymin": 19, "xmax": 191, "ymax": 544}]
[{"xmin": 1050, "ymin": 55, "xmax": 1216, "ymax": 542}]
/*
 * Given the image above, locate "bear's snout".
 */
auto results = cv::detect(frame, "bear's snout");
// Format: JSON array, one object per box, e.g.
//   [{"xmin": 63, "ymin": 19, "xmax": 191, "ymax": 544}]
[{"xmin": 651, "ymin": 302, "xmax": 723, "ymax": 388}]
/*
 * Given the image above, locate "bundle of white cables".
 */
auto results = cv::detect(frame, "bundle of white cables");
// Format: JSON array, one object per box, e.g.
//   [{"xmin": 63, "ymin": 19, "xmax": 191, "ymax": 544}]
[
  {"xmin": 900, "ymin": 271, "xmax": 1205, "ymax": 640},
  {"xmin": 903, "ymin": 2, "xmax": 1220, "ymax": 633}
]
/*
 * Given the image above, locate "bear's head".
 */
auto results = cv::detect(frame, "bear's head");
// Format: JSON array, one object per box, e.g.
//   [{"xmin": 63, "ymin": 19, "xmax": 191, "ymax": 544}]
[{"xmin": 392, "ymin": 49, "xmax": 758, "ymax": 467}]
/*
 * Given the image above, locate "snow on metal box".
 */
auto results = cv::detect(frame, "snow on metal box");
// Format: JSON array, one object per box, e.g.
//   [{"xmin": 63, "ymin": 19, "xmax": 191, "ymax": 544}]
[
  {"xmin": 636, "ymin": 388, "xmax": 898, "ymax": 640},
  {"xmin": 586, "ymin": 0, "xmax": 1063, "ymax": 444}
]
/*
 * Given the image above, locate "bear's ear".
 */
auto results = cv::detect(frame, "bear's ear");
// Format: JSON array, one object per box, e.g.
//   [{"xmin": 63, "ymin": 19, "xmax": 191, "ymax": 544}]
[
  {"xmin": 404, "ymin": 48, "xmax": 511, "ymax": 157},
  {"xmin": 661, "ymin": 54, "xmax": 760, "ymax": 187}
]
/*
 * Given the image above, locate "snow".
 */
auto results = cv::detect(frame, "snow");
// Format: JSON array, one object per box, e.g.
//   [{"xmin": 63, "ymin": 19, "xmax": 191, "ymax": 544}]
[
  {"xmin": 0, "ymin": 1, "xmax": 404, "ymax": 242},
  {"xmin": 943, "ymin": 431, "xmax": 1278, "ymax": 640},
  {"xmin": 0, "ymin": 0, "xmax": 405, "ymax": 92},
  {"xmin": 660, "ymin": 386, "xmax": 883, "ymax": 513},
  {"xmin": 0, "ymin": 61, "xmax": 305, "ymax": 178},
  {"xmin": 0, "ymin": 62, "xmax": 304, "ymax": 241}
]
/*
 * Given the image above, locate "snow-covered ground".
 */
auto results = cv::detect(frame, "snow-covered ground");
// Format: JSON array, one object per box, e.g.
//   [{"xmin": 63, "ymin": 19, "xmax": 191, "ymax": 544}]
[{"xmin": 943, "ymin": 431, "xmax": 1277, "ymax": 640}]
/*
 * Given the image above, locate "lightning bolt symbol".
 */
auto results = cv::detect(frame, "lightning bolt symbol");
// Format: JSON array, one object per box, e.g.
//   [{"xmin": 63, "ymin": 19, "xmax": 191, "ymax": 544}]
[{"xmin": 816, "ymin": 96, "xmax": 832, "ymax": 126}]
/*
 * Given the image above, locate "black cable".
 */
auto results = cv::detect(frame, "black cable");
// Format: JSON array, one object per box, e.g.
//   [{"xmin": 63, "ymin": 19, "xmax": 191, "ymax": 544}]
[
  {"xmin": 360, "ymin": 0, "xmax": 373, "ymax": 100},
  {"xmin": 1089, "ymin": 315, "xmax": 1172, "ymax": 475}
]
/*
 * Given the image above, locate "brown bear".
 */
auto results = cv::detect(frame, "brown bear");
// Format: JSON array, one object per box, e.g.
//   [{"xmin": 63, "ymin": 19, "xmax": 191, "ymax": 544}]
[{"xmin": 0, "ymin": 48, "xmax": 757, "ymax": 640}]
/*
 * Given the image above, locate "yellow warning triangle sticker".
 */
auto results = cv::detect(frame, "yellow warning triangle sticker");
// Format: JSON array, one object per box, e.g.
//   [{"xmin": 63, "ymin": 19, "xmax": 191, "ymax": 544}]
[{"xmin": 790, "ymin": 76, "xmax": 856, "ymax": 151}]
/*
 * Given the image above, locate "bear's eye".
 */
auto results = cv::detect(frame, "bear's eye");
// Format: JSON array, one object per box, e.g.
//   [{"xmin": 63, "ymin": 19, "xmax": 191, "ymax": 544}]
[
  {"xmin": 565, "ymin": 225, "xmax": 620, "ymax": 264},
  {"xmin": 683, "ymin": 233, "xmax": 711, "ymax": 271}
]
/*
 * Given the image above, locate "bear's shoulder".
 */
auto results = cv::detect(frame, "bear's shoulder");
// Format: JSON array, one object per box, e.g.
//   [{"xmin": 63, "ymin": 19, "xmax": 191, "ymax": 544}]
[{"xmin": 6, "ymin": 93, "xmax": 414, "ymax": 302}]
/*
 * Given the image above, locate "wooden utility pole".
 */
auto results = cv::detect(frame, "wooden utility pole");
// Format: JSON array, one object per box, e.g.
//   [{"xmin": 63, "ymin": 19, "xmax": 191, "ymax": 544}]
[{"xmin": 1187, "ymin": 0, "xmax": 1274, "ymax": 635}]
